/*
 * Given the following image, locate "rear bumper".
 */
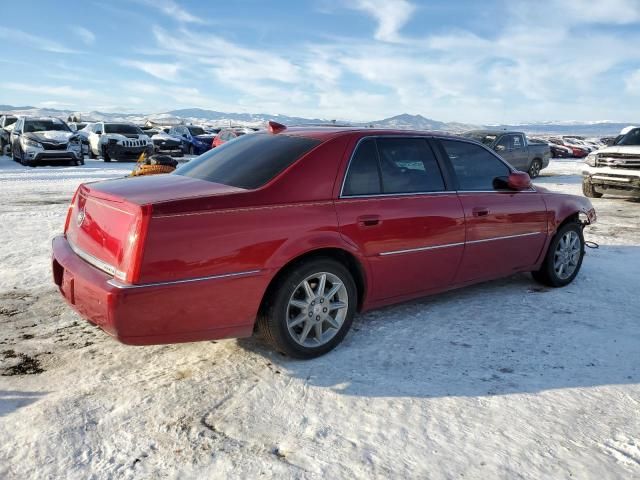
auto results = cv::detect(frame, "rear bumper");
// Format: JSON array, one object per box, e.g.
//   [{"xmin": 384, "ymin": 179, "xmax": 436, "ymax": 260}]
[
  {"xmin": 52, "ymin": 235, "xmax": 263, "ymax": 345},
  {"xmin": 583, "ymin": 166, "xmax": 640, "ymax": 194}
]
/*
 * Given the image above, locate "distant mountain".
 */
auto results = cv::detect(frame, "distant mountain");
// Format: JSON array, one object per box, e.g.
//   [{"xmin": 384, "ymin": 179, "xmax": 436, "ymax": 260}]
[{"xmin": 0, "ymin": 104, "xmax": 635, "ymax": 136}]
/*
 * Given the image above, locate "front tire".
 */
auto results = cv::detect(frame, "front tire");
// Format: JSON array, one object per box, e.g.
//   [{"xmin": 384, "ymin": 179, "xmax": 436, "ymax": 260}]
[
  {"xmin": 528, "ymin": 159, "xmax": 542, "ymax": 178},
  {"xmin": 582, "ymin": 178, "xmax": 603, "ymax": 198},
  {"xmin": 532, "ymin": 222, "xmax": 585, "ymax": 287},
  {"xmin": 102, "ymin": 146, "xmax": 111, "ymax": 162},
  {"xmin": 257, "ymin": 258, "xmax": 357, "ymax": 359}
]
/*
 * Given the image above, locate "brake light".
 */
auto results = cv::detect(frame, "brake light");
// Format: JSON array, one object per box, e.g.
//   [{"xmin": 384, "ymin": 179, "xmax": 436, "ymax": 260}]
[
  {"xmin": 63, "ymin": 188, "xmax": 80, "ymax": 233},
  {"xmin": 115, "ymin": 204, "xmax": 152, "ymax": 284},
  {"xmin": 268, "ymin": 120, "xmax": 286, "ymax": 134}
]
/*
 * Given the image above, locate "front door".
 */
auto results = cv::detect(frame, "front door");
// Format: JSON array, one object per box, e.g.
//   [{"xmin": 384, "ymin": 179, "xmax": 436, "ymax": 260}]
[
  {"xmin": 336, "ymin": 136, "xmax": 465, "ymax": 302},
  {"xmin": 436, "ymin": 138, "xmax": 548, "ymax": 284}
]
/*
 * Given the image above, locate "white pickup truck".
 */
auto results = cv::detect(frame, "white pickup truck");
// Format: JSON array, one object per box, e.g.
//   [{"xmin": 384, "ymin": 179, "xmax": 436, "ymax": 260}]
[{"xmin": 582, "ymin": 126, "xmax": 640, "ymax": 198}]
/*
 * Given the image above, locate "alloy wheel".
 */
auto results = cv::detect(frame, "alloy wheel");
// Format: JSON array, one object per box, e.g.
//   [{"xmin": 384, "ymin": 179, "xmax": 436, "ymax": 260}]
[
  {"xmin": 286, "ymin": 272, "xmax": 349, "ymax": 347},
  {"xmin": 553, "ymin": 230, "xmax": 581, "ymax": 280}
]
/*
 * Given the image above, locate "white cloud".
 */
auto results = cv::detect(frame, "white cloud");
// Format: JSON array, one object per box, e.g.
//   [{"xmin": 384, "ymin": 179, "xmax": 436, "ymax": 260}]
[
  {"xmin": 71, "ymin": 26, "xmax": 95, "ymax": 45},
  {"xmin": 0, "ymin": 27, "xmax": 78, "ymax": 54},
  {"xmin": 1, "ymin": 83, "xmax": 94, "ymax": 99},
  {"xmin": 138, "ymin": 0, "xmax": 204, "ymax": 24},
  {"xmin": 348, "ymin": 0, "xmax": 416, "ymax": 42},
  {"xmin": 120, "ymin": 60, "xmax": 181, "ymax": 81},
  {"xmin": 626, "ymin": 70, "xmax": 640, "ymax": 94}
]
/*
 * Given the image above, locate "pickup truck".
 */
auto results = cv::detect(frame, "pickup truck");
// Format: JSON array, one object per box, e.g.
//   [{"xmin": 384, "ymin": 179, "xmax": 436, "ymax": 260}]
[
  {"xmin": 463, "ymin": 130, "xmax": 551, "ymax": 178},
  {"xmin": 582, "ymin": 126, "xmax": 640, "ymax": 198}
]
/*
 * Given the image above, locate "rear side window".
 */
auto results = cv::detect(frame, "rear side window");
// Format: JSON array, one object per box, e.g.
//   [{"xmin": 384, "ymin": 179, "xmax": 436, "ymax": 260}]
[
  {"xmin": 176, "ymin": 133, "xmax": 321, "ymax": 189},
  {"xmin": 377, "ymin": 138, "xmax": 445, "ymax": 193},
  {"xmin": 440, "ymin": 139, "xmax": 510, "ymax": 191},
  {"xmin": 342, "ymin": 139, "xmax": 381, "ymax": 196}
]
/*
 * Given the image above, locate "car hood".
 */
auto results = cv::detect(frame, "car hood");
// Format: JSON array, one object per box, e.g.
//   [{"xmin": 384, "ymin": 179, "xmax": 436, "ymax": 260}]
[
  {"xmin": 26, "ymin": 131, "xmax": 74, "ymax": 143},
  {"xmin": 596, "ymin": 145, "xmax": 640, "ymax": 155}
]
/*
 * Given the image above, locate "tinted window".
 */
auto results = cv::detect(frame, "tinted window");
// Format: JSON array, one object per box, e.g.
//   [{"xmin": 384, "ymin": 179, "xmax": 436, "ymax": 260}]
[
  {"xmin": 463, "ymin": 132, "xmax": 498, "ymax": 146},
  {"xmin": 440, "ymin": 140, "xmax": 510, "ymax": 191},
  {"xmin": 104, "ymin": 123, "xmax": 142, "ymax": 135},
  {"xmin": 616, "ymin": 128, "xmax": 640, "ymax": 146},
  {"xmin": 342, "ymin": 139, "xmax": 381, "ymax": 196},
  {"xmin": 377, "ymin": 138, "xmax": 445, "ymax": 193},
  {"xmin": 512, "ymin": 134, "xmax": 523, "ymax": 149},
  {"xmin": 187, "ymin": 126, "xmax": 206, "ymax": 136},
  {"xmin": 176, "ymin": 133, "xmax": 321, "ymax": 189}
]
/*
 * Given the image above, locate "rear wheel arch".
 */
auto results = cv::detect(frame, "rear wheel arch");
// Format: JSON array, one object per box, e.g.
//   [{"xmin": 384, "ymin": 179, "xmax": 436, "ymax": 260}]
[{"xmin": 260, "ymin": 247, "xmax": 368, "ymax": 316}]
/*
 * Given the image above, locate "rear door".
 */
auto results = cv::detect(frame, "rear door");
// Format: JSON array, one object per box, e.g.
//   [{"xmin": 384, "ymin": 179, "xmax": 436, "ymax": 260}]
[
  {"xmin": 435, "ymin": 138, "xmax": 548, "ymax": 284},
  {"xmin": 336, "ymin": 136, "xmax": 465, "ymax": 302}
]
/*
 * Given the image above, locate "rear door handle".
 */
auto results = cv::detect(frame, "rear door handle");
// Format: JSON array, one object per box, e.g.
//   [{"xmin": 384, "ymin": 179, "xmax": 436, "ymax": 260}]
[
  {"xmin": 357, "ymin": 215, "xmax": 381, "ymax": 227},
  {"xmin": 472, "ymin": 207, "xmax": 489, "ymax": 217}
]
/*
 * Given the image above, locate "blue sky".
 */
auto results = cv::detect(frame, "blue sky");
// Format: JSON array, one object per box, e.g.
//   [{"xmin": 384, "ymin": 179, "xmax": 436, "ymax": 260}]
[{"xmin": 1, "ymin": 0, "xmax": 639, "ymax": 123}]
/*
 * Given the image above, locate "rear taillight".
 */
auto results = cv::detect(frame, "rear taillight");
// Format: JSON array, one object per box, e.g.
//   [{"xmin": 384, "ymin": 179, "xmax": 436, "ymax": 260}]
[
  {"xmin": 114, "ymin": 204, "xmax": 152, "ymax": 284},
  {"xmin": 63, "ymin": 188, "xmax": 80, "ymax": 233}
]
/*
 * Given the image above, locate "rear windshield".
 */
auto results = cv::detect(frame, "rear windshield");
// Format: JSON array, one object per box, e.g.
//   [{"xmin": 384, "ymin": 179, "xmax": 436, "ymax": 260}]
[
  {"xmin": 176, "ymin": 133, "xmax": 321, "ymax": 189},
  {"xmin": 24, "ymin": 120, "xmax": 70, "ymax": 133},
  {"xmin": 104, "ymin": 123, "xmax": 142, "ymax": 135}
]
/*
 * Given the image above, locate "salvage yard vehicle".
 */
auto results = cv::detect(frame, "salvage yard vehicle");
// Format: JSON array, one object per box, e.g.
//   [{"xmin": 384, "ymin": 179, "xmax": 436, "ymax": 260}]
[
  {"xmin": 463, "ymin": 130, "xmax": 551, "ymax": 178},
  {"xmin": 582, "ymin": 126, "xmax": 640, "ymax": 198},
  {"xmin": 87, "ymin": 122, "xmax": 153, "ymax": 162},
  {"xmin": 10, "ymin": 117, "xmax": 83, "ymax": 166},
  {"xmin": 151, "ymin": 131, "xmax": 184, "ymax": 157},
  {"xmin": 0, "ymin": 114, "xmax": 18, "ymax": 154},
  {"xmin": 211, "ymin": 127, "xmax": 250, "ymax": 147},
  {"xmin": 52, "ymin": 123, "xmax": 596, "ymax": 358},
  {"xmin": 168, "ymin": 125, "xmax": 215, "ymax": 155}
]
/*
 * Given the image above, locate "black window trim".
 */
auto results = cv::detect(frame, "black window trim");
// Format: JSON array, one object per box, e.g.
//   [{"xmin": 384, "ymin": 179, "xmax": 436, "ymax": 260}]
[
  {"xmin": 339, "ymin": 135, "xmax": 454, "ymax": 198},
  {"xmin": 433, "ymin": 137, "xmax": 537, "ymax": 193}
]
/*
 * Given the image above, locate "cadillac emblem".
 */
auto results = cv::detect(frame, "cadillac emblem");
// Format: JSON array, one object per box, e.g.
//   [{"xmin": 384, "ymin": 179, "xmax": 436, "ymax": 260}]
[{"xmin": 76, "ymin": 207, "xmax": 86, "ymax": 227}]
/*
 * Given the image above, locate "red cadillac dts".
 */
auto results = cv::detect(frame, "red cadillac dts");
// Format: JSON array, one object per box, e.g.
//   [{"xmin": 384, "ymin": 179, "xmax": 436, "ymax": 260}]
[{"xmin": 52, "ymin": 122, "xmax": 596, "ymax": 358}]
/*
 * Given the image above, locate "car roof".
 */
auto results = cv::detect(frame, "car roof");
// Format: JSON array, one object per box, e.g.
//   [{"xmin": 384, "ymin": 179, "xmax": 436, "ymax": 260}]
[{"xmin": 278, "ymin": 126, "xmax": 465, "ymax": 141}]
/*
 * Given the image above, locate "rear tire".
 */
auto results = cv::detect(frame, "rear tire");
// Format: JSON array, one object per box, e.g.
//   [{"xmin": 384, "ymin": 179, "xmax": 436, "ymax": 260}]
[
  {"xmin": 532, "ymin": 222, "xmax": 584, "ymax": 287},
  {"xmin": 257, "ymin": 258, "xmax": 357, "ymax": 359},
  {"xmin": 582, "ymin": 178, "xmax": 603, "ymax": 198},
  {"xmin": 102, "ymin": 146, "xmax": 111, "ymax": 162},
  {"xmin": 528, "ymin": 159, "xmax": 542, "ymax": 178}
]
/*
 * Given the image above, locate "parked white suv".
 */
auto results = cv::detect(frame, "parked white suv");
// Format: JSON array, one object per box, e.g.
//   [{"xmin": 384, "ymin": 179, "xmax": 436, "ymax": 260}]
[
  {"xmin": 582, "ymin": 126, "xmax": 640, "ymax": 198},
  {"xmin": 87, "ymin": 122, "xmax": 152, "ymax": 162}
]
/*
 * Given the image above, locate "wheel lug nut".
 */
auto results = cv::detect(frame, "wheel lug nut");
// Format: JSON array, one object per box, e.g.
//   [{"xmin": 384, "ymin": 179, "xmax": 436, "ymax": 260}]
[
  {"xmin": 323, "ymin": 307, "xmax": 327, "ymax": 312},
  {"xmin": 320, "ymin": 299, "xmax": 324, "ymax": 303},
  {"xmin": 309, "ymin": 312, "xmax": 313, "ymax": 317},
  {"xmin": 316, "ymin": 316, "xmax": 320, "ymax": 320}
]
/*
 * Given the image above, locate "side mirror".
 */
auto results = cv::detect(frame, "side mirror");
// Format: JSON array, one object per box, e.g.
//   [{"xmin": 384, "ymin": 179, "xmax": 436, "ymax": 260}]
[{"xmin": 507, "ymin": 171, "xmax": 532, "ymax": 190}]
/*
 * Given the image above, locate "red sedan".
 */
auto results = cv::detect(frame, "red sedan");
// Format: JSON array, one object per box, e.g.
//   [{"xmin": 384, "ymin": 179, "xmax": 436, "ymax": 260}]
[
  {"xmin": 211, "ymin": 128, "xmax": 247, "ymax": 148},
  {"xmin": 52, "ymin": 122, "xmax": 596, "ymax": 358}
]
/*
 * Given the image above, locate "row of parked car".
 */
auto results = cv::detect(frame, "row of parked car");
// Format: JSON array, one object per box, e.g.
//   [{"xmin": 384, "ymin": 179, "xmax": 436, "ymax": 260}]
[{"xmin": 0, "ymin": 113, "xmax": 257, "ymax": 166}]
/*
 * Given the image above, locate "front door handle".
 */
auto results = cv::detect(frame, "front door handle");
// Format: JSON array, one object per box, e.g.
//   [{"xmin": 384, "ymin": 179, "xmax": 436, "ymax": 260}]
[
  {"xmin": 357, "ymin": 215, "xmax": 381, "ymax": 227},
  {"xmin": 472, "ymin": 207, "xmax": 489, "ymax": 217}
]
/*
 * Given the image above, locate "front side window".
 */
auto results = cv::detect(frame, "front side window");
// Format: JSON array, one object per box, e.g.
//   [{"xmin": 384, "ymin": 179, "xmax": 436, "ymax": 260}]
[
  {"xmin": 176, "ymin": 133, "xmax": 321, "ymax": 189},
  {"xmin": 616, "ymin": 128, "xmax": 640, "ymax": 146},
  {"xmin": 377, "ymin": 138, "xmax": 445, "ymax": 193},
  {"xmin": 440, "ymin": 139, "xmax": 511, "ymax": 191},
  {"xmin": 342, "ymin": 139, "xmax": 381, "ymax": 196}
]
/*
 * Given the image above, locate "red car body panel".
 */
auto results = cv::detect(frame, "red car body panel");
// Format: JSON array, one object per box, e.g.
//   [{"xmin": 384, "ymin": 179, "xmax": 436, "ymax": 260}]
[{"xmin": 52, "ymin": 128, "xmax": 596, "ymax": 346}]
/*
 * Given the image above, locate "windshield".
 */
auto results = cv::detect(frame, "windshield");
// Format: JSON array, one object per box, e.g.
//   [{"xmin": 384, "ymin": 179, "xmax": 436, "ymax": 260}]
[
  {"xmin": 616, "ymin": 128, "xmax": 640, "ymax": 146},
  {"xmin": 104, "ymin": 123, "xmax": 142, "ymax": 135},
  {"xmin": 463, "ymin": 132, "xmax": 498, "ymax": 146},
  {"xmin": 4, "ymin": 117, "xmax": 17, "ymax": 127},
  {"xmin": 176, "ymin": 133, "xmax": 321, "ymax": 189},
  {"xmin": 187, "ymin": 126, "xmax": 206, "ymax": 136},
  {"xmin": 24, "ymin": 120, "xmax": 70, "ymax": 133}
]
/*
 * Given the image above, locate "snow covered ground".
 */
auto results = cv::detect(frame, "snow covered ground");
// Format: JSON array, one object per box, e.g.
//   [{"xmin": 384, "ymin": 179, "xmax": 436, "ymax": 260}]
[{"xmin": 0, "ymin": 155, "xmax": 639, "ymax": 479}]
